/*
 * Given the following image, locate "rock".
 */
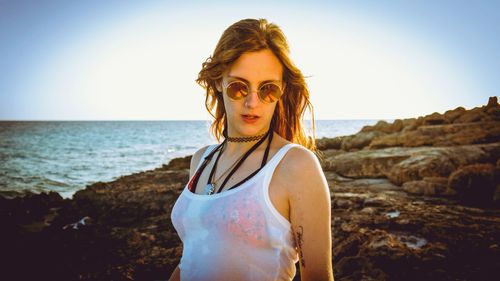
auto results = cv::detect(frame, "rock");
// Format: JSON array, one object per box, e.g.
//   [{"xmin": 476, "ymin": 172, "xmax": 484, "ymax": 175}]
[
  {"xmin": 318, "ymin": 149, "xmax": 347, "ymax": 170},
  {"xmin": 0, "ymin": 190, "xmax": 66, "ymax": 225},
  {"xmin": 315, "ymin": 97, "xmax": 500, "ymax": 151},
  {"xmin": 360, "ymin": 207, "xmax": 377, "ymax": 215},
  {"xmin": 423, "ymin": 112, "xmax": 448, "ymax": 125},
  {"xmin": 455, "ymin": 107, "xmax": 485, "ymax": 123},
  {"xmin": 486, "ymin": 96, "xmax": 498, "ymax": 108},
  {"xmin": 494, "ymin": 185, "xmax": 500, "ymax": 203},
  {"xmin": 360, "ymin": 119, "xmax": 404, "ymax": 134},
  {"xmin": 363, "ymin": 197, "xmax": 392, "ymax": 207},
  {"xmin": 324, "ymin": 147, "xmax": 412, "ymax": 178},
  {"xmin": 402, "ymin": 177, "xmax": 448, "ymax": 196},
  {"xmin": 448, "ymin": 163, "xmax": 499, "ymax": 206},
  {"xmin": 316, "ymin": 136, "xmax": 344, "ymax": 150},
  {"xmin": 162, "ymin": 155, "xmax": 191, "ymax": 170},
  {"xmin": 335, "ymin": 198, "xmax": 354, "ymax": 209},
  {"xmin": 444, "ymin": 106, "xmax": 466, "ymax": 123},
  {"xmin": 369, "ymin": 121, "xmax": 500, "ymax": 149},
  {"xmin": 324, "ymin": 144, "xmax": 499, "ymax": 184},
  {"xmin": 340, "ymin": 131, "xmax": 387, "ymax": 151},
  {"xmin": 387, "ymin": 144, "xmax": 498, "ymax": 185}
]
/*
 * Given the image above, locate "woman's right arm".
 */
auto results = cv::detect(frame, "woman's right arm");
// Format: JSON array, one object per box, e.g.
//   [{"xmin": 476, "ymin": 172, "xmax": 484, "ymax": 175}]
[
  {"xmin": 168, "ymin": 145, "xmax": 211, "ymax": 281},
  {"xmin": 168, "ymin": 265, "xmax": 180, "ymax": 281}
]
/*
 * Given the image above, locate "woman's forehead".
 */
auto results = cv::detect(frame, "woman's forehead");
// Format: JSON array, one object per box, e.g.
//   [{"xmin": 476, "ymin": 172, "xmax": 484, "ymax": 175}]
[{"xmin": 225, "ymin": 49, "xmax": 283, "ymax": 83}]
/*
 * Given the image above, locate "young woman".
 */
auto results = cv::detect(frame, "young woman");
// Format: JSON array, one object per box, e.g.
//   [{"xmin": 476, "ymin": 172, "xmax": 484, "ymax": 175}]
[{"xmin": 169, "ymin": 18, "xmax": 333, "ymax": 281}]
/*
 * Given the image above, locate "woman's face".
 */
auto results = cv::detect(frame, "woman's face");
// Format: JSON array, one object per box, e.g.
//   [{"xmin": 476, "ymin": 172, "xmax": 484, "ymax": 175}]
[{"xmin": 216, "ymin": 49, "xmax": 284, "ymax": 138}]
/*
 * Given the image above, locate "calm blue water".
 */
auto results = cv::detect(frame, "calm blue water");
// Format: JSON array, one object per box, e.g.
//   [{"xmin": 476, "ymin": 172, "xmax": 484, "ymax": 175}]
[{"xmin": 0, "ymin": 120, "xmax": 384, "ymax": 199}]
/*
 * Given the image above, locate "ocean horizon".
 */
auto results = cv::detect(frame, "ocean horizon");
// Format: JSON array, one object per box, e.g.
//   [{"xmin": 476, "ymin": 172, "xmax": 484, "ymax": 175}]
[{"xmin": 0, "ymin": 120, "xmax": 390, "ymax": 199}]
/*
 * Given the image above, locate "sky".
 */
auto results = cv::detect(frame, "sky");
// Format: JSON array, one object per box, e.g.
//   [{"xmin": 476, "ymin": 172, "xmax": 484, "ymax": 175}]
[{"xmin": 0, "ymin": 0, "xmax": 498, "ymax": 120}]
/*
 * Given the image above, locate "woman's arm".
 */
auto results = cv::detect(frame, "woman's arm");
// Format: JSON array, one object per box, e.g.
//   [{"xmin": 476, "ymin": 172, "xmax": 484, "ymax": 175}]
[
  {"xmin": 284, "ymin": 147, "xmax": 334, "ymax": 281},
  {"xmin": 168, "ymin": 264, "xmax": 180, "ymax": 281}
]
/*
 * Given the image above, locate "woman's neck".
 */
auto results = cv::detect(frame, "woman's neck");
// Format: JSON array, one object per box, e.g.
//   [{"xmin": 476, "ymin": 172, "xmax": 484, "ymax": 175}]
[
  {"xmin": 224, "ymin": 139, "xmax": 263, "ymax": 155},
  {"xmin": 223, "ymin": 128, "xmax": 270, "ymax": 155}
]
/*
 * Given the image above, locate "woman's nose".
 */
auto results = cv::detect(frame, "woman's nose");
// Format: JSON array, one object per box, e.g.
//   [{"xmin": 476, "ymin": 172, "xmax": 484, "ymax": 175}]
[{"xmin": 244, "ymin": 87, "xmax": 260, "ymax": 107}]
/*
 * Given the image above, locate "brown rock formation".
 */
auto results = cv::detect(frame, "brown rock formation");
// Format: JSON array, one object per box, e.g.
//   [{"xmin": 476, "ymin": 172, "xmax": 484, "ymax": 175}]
[{"xmin": 321, "ymin": 96, "xmax": 500, "ymax": 206}]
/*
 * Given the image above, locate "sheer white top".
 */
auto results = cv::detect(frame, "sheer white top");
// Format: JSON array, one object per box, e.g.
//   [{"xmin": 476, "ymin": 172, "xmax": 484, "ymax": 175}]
[{"xmin": 171, "ymin": 143, "xmax": 300, "ymax": 281}]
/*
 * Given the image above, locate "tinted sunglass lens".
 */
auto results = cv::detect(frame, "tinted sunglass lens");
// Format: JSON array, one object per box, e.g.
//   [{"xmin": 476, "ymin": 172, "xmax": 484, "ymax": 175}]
[
  {"xmin": 226, "ymin": 82, "xmax": 247, "ymax": 100},
  {"xmin": 259, "ymin": 84, "xmax": 282, "ymax": 103}
]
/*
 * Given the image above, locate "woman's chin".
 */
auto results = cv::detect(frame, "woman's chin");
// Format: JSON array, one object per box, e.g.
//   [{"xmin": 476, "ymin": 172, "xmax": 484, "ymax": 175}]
[{"xmin": 234, "ymin": 125, "xmax": 267, "ymax": 137}]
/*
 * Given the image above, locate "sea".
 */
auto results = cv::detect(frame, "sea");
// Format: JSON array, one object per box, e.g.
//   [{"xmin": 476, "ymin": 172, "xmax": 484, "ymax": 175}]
[{"xmin": 0, "ymin": 120, "xmax": 387, "ymax": 199}]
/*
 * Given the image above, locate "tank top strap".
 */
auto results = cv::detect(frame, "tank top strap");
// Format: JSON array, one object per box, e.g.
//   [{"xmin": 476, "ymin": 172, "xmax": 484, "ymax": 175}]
[
  {"xmin": 262, "ymin": 143, "xmax": 301, "ymax": 181},
  {"xmin": 194, "ymin": 144, "xmax": 219, "ymax": 171}
]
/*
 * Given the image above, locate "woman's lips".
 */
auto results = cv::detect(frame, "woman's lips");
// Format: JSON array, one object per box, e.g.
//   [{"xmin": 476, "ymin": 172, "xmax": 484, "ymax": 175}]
[{"xmin": 241, "ymin": 114, "xmax": 259, "ymax": 124}]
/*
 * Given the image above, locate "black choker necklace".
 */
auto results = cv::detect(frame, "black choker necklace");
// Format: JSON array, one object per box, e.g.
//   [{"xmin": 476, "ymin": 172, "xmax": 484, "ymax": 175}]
[{"xmin": 225, "ymin": 132, "xmax": 267, "ymax": 142}]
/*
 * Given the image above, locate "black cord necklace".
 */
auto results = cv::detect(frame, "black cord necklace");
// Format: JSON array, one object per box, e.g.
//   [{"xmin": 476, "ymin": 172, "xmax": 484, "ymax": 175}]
[
  {"xmin": 206, "ymin": 128, "xmax": 273, "ymax": 195},
  {"xmin": 188, "ymin": 126, "xmax": 274, "ymax": 195}
]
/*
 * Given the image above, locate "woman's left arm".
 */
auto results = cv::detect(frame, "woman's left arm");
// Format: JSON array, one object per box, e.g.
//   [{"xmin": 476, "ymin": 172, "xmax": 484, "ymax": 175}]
[{"xmin": 285, "ymin": 147, "xmax": 334, "ymax": 281}]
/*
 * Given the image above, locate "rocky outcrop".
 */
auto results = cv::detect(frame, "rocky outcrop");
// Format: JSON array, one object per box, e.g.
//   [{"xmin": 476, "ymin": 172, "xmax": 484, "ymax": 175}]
[
  {"xmin": 320, "ymin": 97, "xmax": 500, "ymax": 206},
  {"xmin": 317, "ymin": 97, "xmax": 500, "ymax": 152},
  {"xmin": 1, "ymin": 164, "xmax": 190, "ymax": 280},
  {"xmin": 331, "ymin": 177, "xmax": 500, "ymax": 280},
  {"xmin": 1, "ymin": 97, "xmax": 499, "ymax": 280}
]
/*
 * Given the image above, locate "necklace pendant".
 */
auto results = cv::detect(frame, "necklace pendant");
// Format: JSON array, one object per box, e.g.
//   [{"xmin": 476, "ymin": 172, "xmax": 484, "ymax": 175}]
[{"xmin": 204, "ymin": 183, "xmax": 215, "ymax": 195}]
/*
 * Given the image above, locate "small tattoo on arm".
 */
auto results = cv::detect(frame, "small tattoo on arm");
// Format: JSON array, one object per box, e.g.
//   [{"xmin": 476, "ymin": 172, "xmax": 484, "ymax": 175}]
[{"xmin": 296, "ymin": 226, "xmax": 306, "ymax": 267}]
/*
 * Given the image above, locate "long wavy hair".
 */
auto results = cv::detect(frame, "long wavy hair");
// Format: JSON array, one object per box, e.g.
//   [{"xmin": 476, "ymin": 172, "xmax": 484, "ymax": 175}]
[{"xmin": 196, "ymin": 18, "xmax": 317, "ymax": 153}]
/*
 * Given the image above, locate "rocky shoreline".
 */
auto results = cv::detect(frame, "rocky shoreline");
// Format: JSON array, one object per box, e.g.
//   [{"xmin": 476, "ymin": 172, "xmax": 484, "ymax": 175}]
[{"xmin": 1, "ymin": 97, "xmax": 499, "ymax": 280}]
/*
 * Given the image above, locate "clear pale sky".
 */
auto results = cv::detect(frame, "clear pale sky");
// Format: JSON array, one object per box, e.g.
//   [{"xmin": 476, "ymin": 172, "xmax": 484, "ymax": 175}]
[{"xmin": 0, "ymin": 0, "xmax": 498, "ymax": 120}]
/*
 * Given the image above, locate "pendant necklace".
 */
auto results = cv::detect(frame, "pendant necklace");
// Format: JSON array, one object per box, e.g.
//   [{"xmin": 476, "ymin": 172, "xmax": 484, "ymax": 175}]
[
  {"xmin": 204, "ymin": 143, "xmax": 246, "ymax": 195},
  {"xmin": 204, "ymin": 127, "xmax": 273, "ymax": 195}
]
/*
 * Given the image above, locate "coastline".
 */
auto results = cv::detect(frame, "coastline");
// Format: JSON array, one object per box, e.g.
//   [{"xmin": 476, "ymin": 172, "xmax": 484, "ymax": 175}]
[
  {"xmin": 1, "ymin": 97, "xmax": 499, "ymax": 280},
  {"xmin": 0, "ymin": 119, "xmax": 379, "ymax": 200}
]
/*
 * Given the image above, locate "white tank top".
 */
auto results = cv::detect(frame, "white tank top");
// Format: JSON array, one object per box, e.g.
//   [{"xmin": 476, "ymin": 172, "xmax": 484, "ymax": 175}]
[{"xmin": 171, "ymin": 143, "xmax": 300, "ymax": 281}]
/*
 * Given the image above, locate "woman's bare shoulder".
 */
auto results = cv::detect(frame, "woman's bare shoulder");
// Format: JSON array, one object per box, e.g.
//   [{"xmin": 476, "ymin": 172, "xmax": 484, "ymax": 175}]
[
  {"xmin": 277, "ymin": 143, "xmax": 324, "ymax": 186},
  {"xmin": 283, "ymin": 144, "xmax": 319, "ymax": 170},
  {"xmin": 272, "ymin": 133, "xmax": 318, "ymax": 171},
  {"xmin": 189, "ymin": 144, "xmax": 213, "ymax": 177}
]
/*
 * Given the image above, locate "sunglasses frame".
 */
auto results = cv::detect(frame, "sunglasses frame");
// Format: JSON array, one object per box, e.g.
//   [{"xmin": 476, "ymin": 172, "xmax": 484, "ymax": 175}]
[{"xmin": 221, "ymin": 79, "xmax": 286, "ymax": 103}]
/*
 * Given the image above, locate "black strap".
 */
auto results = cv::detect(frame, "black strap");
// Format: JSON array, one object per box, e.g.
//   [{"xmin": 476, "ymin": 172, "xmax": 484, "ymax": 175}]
[
  {"xmin": 190, "ymin": 142, "xmax": 224, "ymax": 193},
  {"xmin": 225, "ymin": 128, "xmax": 274, "ymax": 192},
  {"xmin": 204, "ymin": 142, "xmax": 225, "ymax": 161},
  {"xmin": 261, "ymin": 127, "xmax": 274, "ymax": 166},
  {"xmin": 215, "ymin": 128, "xmax": 271, "ymax": 193},
  {"xmin": 191, "ymin": 127, "xmax": 274, "ymax": 195},
  {"xmin": 216, "ymin": 127, "xmax": 274, "ymax": 193},
  {"xmin": 207, "ymin": 141, "xmax": 226, "ymax": 185}
]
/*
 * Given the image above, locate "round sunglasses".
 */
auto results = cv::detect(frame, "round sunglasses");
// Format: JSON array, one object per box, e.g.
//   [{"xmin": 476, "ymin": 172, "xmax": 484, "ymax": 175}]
[{"xmin": 222, "ymin": 80, "xmax": 285, "ymax": 103}]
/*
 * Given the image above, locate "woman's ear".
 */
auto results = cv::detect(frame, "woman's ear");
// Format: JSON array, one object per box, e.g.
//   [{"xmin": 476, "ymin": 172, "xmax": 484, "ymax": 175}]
[{"xmin": 215, "ymin": 80, "xmax": 222, "ymax": 92}]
